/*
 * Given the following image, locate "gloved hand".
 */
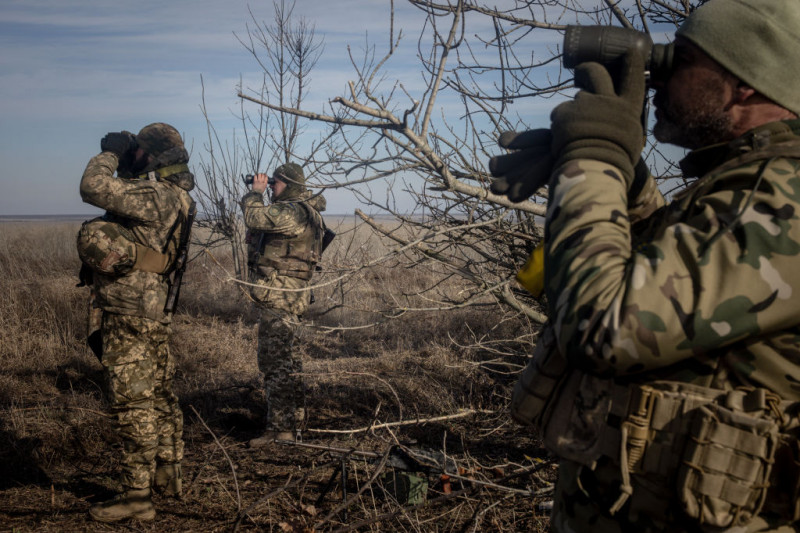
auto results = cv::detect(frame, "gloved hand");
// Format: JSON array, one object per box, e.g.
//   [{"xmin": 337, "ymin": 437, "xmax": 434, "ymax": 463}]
[
  {"xmin": 550, "ymin": 49, "xmax": 646, "ymax": 186},
  {"xmin": 488, "ymin": 128, "xmax": 553, "ymax": 203},
  {"xmin": 100, "ymin": 131, "xmax": 137, "ymax": 159}
]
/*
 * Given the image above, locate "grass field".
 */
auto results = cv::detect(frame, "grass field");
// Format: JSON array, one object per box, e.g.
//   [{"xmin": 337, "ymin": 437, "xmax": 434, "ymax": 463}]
[{"xmin": 0, "ymin": 220, "xmax": 553, "ymax": 532}]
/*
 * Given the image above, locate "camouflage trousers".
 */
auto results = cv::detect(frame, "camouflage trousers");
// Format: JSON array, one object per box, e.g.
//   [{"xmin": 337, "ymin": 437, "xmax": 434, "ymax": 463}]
[
  {"xmin": 101, "ymin": 313, "xmax": 184, "ymax": 490},
  {"xmin": 257, "ymin": 306, "xmax": 305, "ymax": 433},
  {"xmin": 551, "ymin": 459, "xmax": 800, "ymax": 533}
]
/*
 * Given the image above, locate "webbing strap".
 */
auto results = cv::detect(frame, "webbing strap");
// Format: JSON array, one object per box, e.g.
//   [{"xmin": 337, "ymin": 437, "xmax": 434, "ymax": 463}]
[
  {"xmin": 136, "ymin": 163, "xmax": 189, "ymax": 181},
  {"xmin": 689, "ymin": 471, "xmax": 753, "ymax": 506},
  {"xmin": 691, "ymin": 446, "xmax": 763, "ymax": 482},
  {"xmin": 704, "ymin": 422, "xmax": 771, "ymax": 457}
]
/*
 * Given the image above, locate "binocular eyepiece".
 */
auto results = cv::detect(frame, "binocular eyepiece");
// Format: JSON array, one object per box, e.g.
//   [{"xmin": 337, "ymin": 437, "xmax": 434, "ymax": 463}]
[{"xmin": 563, "ymin": 25, "xmax": 673, "ymax": 84}]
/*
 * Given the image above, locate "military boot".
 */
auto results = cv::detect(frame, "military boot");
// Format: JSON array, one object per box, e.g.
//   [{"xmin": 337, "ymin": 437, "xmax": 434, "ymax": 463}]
[
  {"xmin": 153, "ymin": 463, "xmax": 182, "ymax": 498},
  {"xmin": 88, "ymin": 488, "xmax": 155, "ymax": 522},
  {"xmin": 247, "ymin": 429, "xmax": 296, "ymax": 449}
]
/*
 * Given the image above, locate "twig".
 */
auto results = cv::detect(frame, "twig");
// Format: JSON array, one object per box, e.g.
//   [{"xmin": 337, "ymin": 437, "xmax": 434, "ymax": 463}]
[
  {"xmin": 327, "ymin": 460, "xmax": 551, "ymax": 533},
  {"xmin": 233, "ymin": 459, "xmax": 341, "ymax": 531},
  {"xmin": 189, "ymin": 405, "xmax": 241, "ymax": 512},
  {"xmin": 305, "ymin": 409, "xmax": 495, "ymax": 435},
  {"xmin": 314, "ymin": 447, "xmax": 393, "ymax": 529}
]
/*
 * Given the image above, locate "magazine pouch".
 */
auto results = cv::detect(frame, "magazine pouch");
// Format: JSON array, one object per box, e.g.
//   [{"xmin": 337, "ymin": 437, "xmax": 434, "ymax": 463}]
[{"xmin": 676, "ymin": 389, "xmax": 780, "ymax": 528}]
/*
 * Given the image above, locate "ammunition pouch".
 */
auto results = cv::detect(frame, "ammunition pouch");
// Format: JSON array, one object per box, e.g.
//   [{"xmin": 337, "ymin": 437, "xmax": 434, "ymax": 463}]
[
  {"xmin": 536, "ymin": 375, "xmax": 800, "ymax": 526},
  {"xmin": 258, "ymin": 256, "xmax": 315, "ymax": 281},
  {"xmin": 77, "ymin": 217, "xmax": 173, "ymax": 276}
]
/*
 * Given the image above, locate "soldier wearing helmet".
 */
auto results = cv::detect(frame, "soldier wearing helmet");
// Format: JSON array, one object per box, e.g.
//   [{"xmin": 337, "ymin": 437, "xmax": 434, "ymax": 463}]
[
  {"xmin": 492, "ymin": 0, "xmax": 800, "ymax": 531},
  {"xmin": 77, "ymin": 122, "xmax": 195, "ymax": 522},
  {"xmin": 241, "ymin": 162, "xmax": 328, "ymax": 447}
]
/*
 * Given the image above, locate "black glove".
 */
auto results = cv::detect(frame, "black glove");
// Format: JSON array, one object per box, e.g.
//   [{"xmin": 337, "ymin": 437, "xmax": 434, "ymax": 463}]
[
  {"xmin": 550, "ymin": 49, "xmax": 646, "ymax": 186},
  {"xmin": 100, "ymin": 131, "xmax": 137, "ymax": 159},
  {"xmin": 488, "ymin": 128, "xmax": 553, "ymax": 203}
]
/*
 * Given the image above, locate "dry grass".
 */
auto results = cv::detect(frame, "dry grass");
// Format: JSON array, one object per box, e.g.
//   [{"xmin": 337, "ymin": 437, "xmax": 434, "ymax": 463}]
[{"xmin": 0, "ymin": 220, "xmax": 553, "ymax": 532}]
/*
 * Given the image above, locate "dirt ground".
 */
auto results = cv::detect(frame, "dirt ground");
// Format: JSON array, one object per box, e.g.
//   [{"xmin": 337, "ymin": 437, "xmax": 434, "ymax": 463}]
[
  {"xmin": 0, "ymin": 222, "xmax": 554, "ymax": 531},
  {"xmin": 0, "ymin": 372, "xmax": 555, "ymax": 532}
]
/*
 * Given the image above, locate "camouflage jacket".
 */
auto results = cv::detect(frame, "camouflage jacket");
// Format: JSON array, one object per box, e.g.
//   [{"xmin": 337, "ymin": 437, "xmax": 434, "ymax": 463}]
[
  {"xmin": 241, "ymin": 190, "xmax": 326, "ymax": 315},
  {"xmin": 543, "ymin": 119, "xmax": 800, "ymax": 401},
  {"xmin": 80, "ymin": 151, "xmax": 195, "ymax": 323}
]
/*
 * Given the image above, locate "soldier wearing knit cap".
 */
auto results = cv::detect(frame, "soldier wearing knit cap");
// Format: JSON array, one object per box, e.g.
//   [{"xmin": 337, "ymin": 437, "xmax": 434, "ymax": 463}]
[
  {"xmin": 492, "ymin": 0, "xmax": 800, "ymax": 531},
  {"xmin": 241, "ymin": 162, "xmax": 327, "ymax": 447}
]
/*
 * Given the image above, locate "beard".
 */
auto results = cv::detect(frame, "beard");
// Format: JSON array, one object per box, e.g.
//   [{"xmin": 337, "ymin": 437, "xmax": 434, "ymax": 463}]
[{"xmin": 652, "ymin": 77, "xmax": 735, "ymax": 150}]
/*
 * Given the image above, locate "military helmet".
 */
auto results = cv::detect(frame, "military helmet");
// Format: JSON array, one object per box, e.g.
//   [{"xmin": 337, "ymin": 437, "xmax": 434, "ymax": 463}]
[
  {"xmin": 273, "ymin": 162, "xmax": 306, "ymax": 198},
  {"xmin": 136, "ymin": 123, "xmax": 185, "ymax": 160}
]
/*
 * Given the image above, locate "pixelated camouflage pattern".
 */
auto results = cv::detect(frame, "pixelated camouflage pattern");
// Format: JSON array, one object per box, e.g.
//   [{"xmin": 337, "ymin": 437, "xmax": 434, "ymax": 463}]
[
  {"xmin": 242, "ymin": 189, "xmax": 326, "ymax": 315},
  {"xmin": 135, "ymin": 123, "xmax": 184, "ymax": 160},
  {"xmin": 537, "ymin": 120, "xmax": 800, "ymax": 531},
  {"xmin": 257, "ymin": 308, "xmax": 305, "ymax": 431},
  {"xmin": 101, "ymin": 313, "xmax": 183, "ymax": 490},
  {"xmin": 80, "ymin": 151, "xmax": 195, "ymax": 323},
  {"xmin": 242, "ymin": 189, "xmax": 326, "ymax": 432},
  {"xmin": 76, "ymin": 217, "xmax": 137, "ymax": 276}
]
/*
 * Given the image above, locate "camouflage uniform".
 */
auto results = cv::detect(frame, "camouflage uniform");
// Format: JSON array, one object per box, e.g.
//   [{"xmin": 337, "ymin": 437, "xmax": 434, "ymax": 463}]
[
  {"xmin": 506, "ymin": 1, "xmax": 800, "ymax": 529},
  {"xmin": 242, "ymin": 168, "xmax": 326, "ymax": 435},
  {"xmin": 79, "ymin": 124, "xmax": 194, "ymax": 492},
  {"xmin": 530, "ymin": 120, "xmax": 800, "ymax": 532}
]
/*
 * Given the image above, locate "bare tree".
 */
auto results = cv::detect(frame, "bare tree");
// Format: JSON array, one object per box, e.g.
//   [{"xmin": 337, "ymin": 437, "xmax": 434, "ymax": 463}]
[
  {"xmin": 233, "ymin": 0, "xmax": 699, "ymax": 337},
  {"xmin": 193, "ymin": 0, "xmax": 325, "ymax": 281}
]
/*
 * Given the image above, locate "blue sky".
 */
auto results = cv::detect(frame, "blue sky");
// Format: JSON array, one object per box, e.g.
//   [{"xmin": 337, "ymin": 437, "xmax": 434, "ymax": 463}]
[{"xmin": 0, "ymin": 0, "xmax": 451, "ymax": 215}]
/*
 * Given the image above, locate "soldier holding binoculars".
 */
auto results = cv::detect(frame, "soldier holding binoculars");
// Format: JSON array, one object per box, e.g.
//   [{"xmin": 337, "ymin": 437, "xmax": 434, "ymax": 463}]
[{"xmin": 491, "ymin": 0, "xmax": 800, "ymax": 531}]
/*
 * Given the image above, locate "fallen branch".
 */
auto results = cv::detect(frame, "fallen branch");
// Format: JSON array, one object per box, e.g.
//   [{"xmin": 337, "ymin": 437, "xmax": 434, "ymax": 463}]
[{"xmin": 306, "ymin": 409, "xmax": 496, "ymax": 435}]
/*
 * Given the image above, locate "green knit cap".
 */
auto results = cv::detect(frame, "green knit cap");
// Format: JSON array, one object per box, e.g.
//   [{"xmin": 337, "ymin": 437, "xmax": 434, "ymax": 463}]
[{"xmin": 676, "ymin": 0, "xmax": 800, "ymax": 115}]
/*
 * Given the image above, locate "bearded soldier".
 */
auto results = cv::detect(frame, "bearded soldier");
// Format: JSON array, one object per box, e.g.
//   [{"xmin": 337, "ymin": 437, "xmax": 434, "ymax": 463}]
[
  {"xmin": 77, "ymin": 123, "xmax": 195, "ymax": 522},
  {"xmin": 242, "ymin": 163, "xmax": 327, "ymax": 447},
  {"xmin": 490, "ymin": 0, "xmax": 800, "ymax": 531}
]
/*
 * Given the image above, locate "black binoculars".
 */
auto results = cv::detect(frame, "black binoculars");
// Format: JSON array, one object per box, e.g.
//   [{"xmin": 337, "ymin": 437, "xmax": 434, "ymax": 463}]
[
  {"xmin": 563, "ymin": 25, "xmax": 674, "ymax": 85},
  {"xmin": 242, "ymin": 174, "xmax": 276, "ymax": 186}
]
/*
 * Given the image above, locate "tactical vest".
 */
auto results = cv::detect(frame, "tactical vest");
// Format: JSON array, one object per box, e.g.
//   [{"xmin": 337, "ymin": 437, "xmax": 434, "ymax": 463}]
[
  {"xmin": 252, "ymin": 201, "xmax": 324, "ymax": 281},
  {"xmin": 77, "ymin": 166, "xmax": 194, "ymax": 277},
  {"xmin": 511, "ymin": 139, "xmax": 800, "ymax": 528}
]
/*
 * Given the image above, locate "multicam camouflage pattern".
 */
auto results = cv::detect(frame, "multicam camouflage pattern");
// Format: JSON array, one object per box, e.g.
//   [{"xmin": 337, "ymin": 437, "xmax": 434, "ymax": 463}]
[
  {"xmin": 80, "ymin": 151, "xmax": 195, "ymax": 323},
  {"xmin": 241, "ymin": 187, "xmax": 326, "ymax": 432},
  {"xmin": 258, "ymin": 308, "xmax": 305, "ymax": 431},
  {"xmin": 531, "ymin": 119, "xmax": 800, "ymax": 531},
  {"xmin": 101, "ymin": 313, "xmax": 183, "ymax": 490},
  {"xmin": 544, "ymin": 119, "xmax": 800, "ymax": 397},
  {"xmin": 551, "ymin": 460, "xmax": 800, "ymax": 533}
]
